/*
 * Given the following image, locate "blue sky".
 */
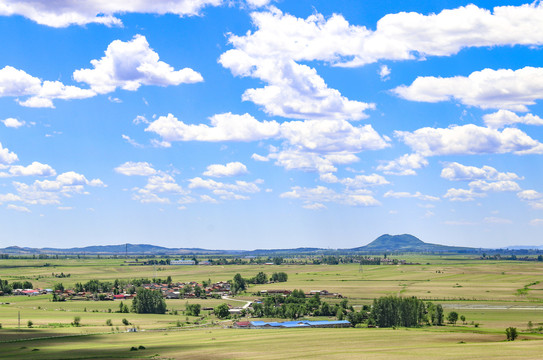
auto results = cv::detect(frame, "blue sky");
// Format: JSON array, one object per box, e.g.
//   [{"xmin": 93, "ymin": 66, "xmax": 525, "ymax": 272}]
[{"xmin": 1, "ymin": 0, "xmax": 543, "ymax": 250}]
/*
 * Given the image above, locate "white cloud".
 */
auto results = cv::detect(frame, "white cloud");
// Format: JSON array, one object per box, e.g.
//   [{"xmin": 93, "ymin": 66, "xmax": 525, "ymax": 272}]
[
  {"xmin": 0, "ymin": 66, "xmax": 95, "ymax": 108},
  {"xmin": 444, "ymin": 188, "xmax": 486, "ymax": 202},
  {"xmin": 0, "ymin": 0, "xmax": 223, "ymax": 27},
  {"xmin": 441, "ymin": 162, "xmax": 521, "ymax": 181},
  {"xmin": 530, "ymin": 219, "xmax": 543, "ymax": 226},
  {"xmin": 146, "ymin": 113, "xmax": 280, "ymax": 142},
  {"xmin": 468, "ymin": 180, "xmax": 521, "ymax": 192},
  {"xmin": 483, "ymin": 110, "xmax": 543, "ymax": 129},
  {"xmin": 484, "ymin": 216, "xmax": 512, "ymax": 224},
  {"xmin": 8, "ymin": 162, "xmax": 56, "ymax": 177},
  {"xmin": 189, "ymin": 177, "xmax": 260, "ymax": 193},
  {"xmin": 377, "ymin": 153, "xmax": 428, "ymax": 176},
  {"xmin": 394, "ymin": 66, "xmax": 543, "ymax": 112},
  {"xmin": 7, "ymin": 204, "xmax": 30, "ymax": 213},
  {"xmin": 0, "ymin": 142, "xmax": 18, "ymax": 164},
  {"xmin": 7, "ymin": 171, "xmax": 104, "ymax": 206},
  {"xmin": 251, "ymin": 153, "xmax": 269, "ymax": 162},
  {"xmin": 73, "ymin": 35, "xmax": 203, "ymax": 94},
  {"xmin": 303, "ymin": 203, "xmax": 327, "ymax": 210},
  {"xmin": 221, "ymin": 4, "xmax": 543, "ymax": 69},
  {"xmin": 203, "ymin": 162, "xmax": 248, "ymax": 177},
  {"xmin": 115, "ymin": 162, "xmax": 157, "ymax": 176},
  {"xmin": 322, "ymin": 173, "xmax": 390, "ymax": 188},
  {"xmin": 2, "ymin": 118, "xmax": 25, "ymax": 128},
  {"xmin": 384, "ymin": 191, "xmax": 439, "ymax": 202},
  {"xmin": 121, "ymin": 134, "xmax": 144, "ymax": 148},
  {"xmin": 517, "ymin": 190, "xmax": 543, "ymax": 201},
  {"xmin": 379, "ymin": 65, "xmax": 391, "ymax": 81},
  {"xmin": 396, "ymin": 124, "xmax": 543, "ymax": 156},
  {"xmin": 280, "ymin": 185, "xmax": 379, "ymax": 207},
  {"xmin": 132, "ymin": 173, "xmax": 186, "ymax": 204}
]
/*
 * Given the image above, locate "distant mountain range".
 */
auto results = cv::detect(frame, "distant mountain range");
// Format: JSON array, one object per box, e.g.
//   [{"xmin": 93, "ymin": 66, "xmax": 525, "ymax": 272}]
[{"xmin": 0, "ymin": 234, "xmax": 539, "ymax": 255}]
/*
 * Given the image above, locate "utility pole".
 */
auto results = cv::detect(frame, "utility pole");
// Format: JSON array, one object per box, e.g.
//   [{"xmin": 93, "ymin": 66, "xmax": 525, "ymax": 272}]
[{"xmin": 18, "ymin": 311, "xmax": 20, "ymax": 330}]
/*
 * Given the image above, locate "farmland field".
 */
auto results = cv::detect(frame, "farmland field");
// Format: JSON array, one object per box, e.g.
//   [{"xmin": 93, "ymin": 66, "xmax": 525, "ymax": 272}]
[{"xmin": 1, "ymin": 256, "xmax": 543, "ymax": 359}]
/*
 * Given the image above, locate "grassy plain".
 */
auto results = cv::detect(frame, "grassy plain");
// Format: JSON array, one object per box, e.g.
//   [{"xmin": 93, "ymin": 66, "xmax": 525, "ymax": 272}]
[{"xmin": 1, "ymin": 255, "xmax": 543, "ymax": 359}]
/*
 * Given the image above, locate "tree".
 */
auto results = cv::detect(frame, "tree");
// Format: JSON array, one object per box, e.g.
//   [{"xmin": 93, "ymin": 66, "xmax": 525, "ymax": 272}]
[
  {"xmin": 232, "ymin": 274, "xmax": 246, "ymax": 294},
  {"xmin": 193, "ymin": 284, "xmax": 203, "ymax": 298},
  {"xmin": 460, "ymin": 315, "xmax": 466, "ymax": 324},
  {"xmin": 254, "ymin": 272, "xmax": 267, "ymax": 284},
  {"xmin": 435, "ymin": 304, "xmax": 444, "ymax": 326},
  {"xmin": 447, "ymin": 311, "xmax": 459, "ymax": 325},
  {"xmin": 131, "ymin": 288, "xmax": 167, "ymax": 314},
  {"xmin": 506, "ymin": 327, "xmax": 518, "ymax": 341},
  {"xmin": 214, "ymin": 303, "xmax": 230, "ymax": 319},
  {"xmin": 27, "ymin": 320, "xmax": 33, "ymax": 328},
  {"xmin": 186, "ymin": 303, "xmax": 201, "ymax": 317},
  {"xmin": 53, "ymin": 282, "xmax": 65, "ymax": 293},
  {"xmin": 72, "ymin": 316, "xmax": 81, "ymax": 327}
]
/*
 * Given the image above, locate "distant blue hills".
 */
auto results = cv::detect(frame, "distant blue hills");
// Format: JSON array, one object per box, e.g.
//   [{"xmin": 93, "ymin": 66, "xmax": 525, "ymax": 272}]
[{"xmin": 0, "ymin": 234, "xmax": 540, "ymax": 255}]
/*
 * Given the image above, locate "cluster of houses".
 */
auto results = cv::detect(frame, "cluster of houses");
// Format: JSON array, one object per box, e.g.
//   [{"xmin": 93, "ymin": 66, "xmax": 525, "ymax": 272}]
[
  {"xmin": 11, "ymin": 288, "xmax": 53, "ymax": 296},
  {"xmin": 234, "ymin": 320, "xmax": 351, "ymax": 328}
]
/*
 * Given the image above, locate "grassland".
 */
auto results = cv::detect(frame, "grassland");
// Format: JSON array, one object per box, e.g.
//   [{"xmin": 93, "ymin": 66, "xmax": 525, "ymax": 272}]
[{"xmin": 1, "ymin": 255, "xmax": 543, "ymax": 359}]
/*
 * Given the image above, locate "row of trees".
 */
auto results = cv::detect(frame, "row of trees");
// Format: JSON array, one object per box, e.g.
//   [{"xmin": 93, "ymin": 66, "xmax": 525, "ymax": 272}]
[{"xmin": 0, "ymin": 279, "xmax": 33, "ymax": 294}]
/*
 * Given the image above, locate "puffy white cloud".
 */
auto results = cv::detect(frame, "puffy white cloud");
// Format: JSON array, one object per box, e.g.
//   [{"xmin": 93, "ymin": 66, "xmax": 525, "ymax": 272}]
[
  {"xmin": 394, "ymin": 67, "xmax": 543, "ymax": 112},
  {"xmin": 2, "ymin": 118, "xmax": 25, "ymax": 128},
  {"xmin": 222, "ymin": 4, "xmax": 543, "ymax": 68},
  {"xmin": 517, "ymin": 190, "xmax": 543, "ymax": 201},
  {"xmin": 115, "ymin": 162, "xmax": 157, "ymax": 176},
  {"xmin": 203, "ymin": 162, "xmax": 248, "ymax": 177},
  {"xmin": 280, "ymin": 120, "xmax": 388, "ymax": 153},
  {"xmin": 303, "ymin": 203, "xmax": 327, "ymax": 210},
  {"xmin": 188, "ymin": 177, "xmax": 261, "ymax": 201},
  {"xmin": 7, "ymin": 171, "xmax": 104, "ymax": 206},
  {"xmin": 468, "ymin": 180, "xmax": 521, "ymax": 192},
  {"xmin": 73, "ymin": 35, "xmax": 203, "ymax": 94},
  {"xmin": 8, "ymin": 162, "xmax": 56, "ymax": 177},
  {"xmin": 146, "ymin": 113, "xmax": 280, "ymax": 142},
  {"xmin": 483, "ymin": 110, "xmax": 543, "ymax": 129},
  {"xmin": 322, "ymin": 173, "xmax": 390, "ymax": 188},
  {"xmin": 441, "ymin": 162, "xmax": 521, "ymax": 181},
  {"xmin": 379, "ymin": 65, "xmax": 391, "ymax": 81},
  {"xmin": 396, "ymin": 124, "xmax": 543, "ymax": 156},
  {"xmin": 384, "ymin": 191, "xmax": 440, "ymax": 201},
  {"xmin": 0, "ymin": 66, "xmax": 94, "ymax": 108},
  {"xmin": 444, "ymin": 188, "xmax": 486, "ymax": 202},
  {"xmin": 530, "ymin": 219, "xmax": 543, "ymax": 226},
  {"xmin": 0, "ymin": 0, "xmax": 223, "ymax": 27},
  {"xmin": 280, "ymin": 185, "xmax": 379, "ymax": 207},
  {"xmin": 0, "ymin": 142, "xmax": 18, "ymax": 164},
  {"xmin": 377, "ymin": 153, "xmax": 428, "ymax": 176},
  {"xmin": 132, "ymin": 173, "xmax": 185, "ymax": 204}
]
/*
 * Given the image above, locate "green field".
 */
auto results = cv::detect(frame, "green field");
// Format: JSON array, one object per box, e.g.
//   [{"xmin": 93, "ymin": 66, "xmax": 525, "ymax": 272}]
[{"xmin": 1, "ymin": 256, "xmax": 543, "ymax": 359}]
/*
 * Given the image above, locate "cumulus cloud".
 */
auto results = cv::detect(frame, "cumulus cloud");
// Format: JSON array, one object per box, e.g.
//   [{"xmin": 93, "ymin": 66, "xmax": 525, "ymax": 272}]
[
  {"xmin": 379, "ymin": 65, "xmax": 391, "ymax": 80},
  {"xmin": 517, "ymin": 190, "xmax": 543, "ymax": 210},
  {"xmin": 384, "ymin": 191, "xmax": 440, "ymax": 201},
  {"xmin": 377, "ymin": 153, "xmax": 428, "ymax": 176},
  {"xmin": 483, "ymin": 110, "xmax": 543, "ymax": 129},
  {"xmin": 223, "ymin": 4, "xmax": 543, "ymax": 68},
  {"xmin": 146, "ymin": 113, "xmax": 280, "ymax": 142},
  {"xmin": 188, "ymin": 177, "xmax": 261, "ymax": 201},
  {"xmin": 6, "ymin": 171, "xmax": 104, "ymax": 206},
  {"xmin": 2, "ymin": 118, "xmax": 25, "ymax": 128},
  {"xmin": 115, "ymin": 162, "xmax": 157, "ymax": 176},
  {"xmin": 322, "ymin": 173, "xmax": 390, "ymax": 188},
  {"xmin": 0, "ymin": 66, "xmax": 95, "ymax": 108},
  {"xmin": 0, "ymin": 0, "xmax": 223, "ymax": 27},
  {"xmin": 0, "ymin": 142, "xmax": 18, "ymax": 164},
  {"xmin": 396, "ymin": 124, "xmax": 543, "ymax": 156},
  {"xmin": 444, "ymin": 188, "xmax": 486, "ymax": 202},
  {"xmin": 132, "ymin": 173, "xmax": 185, "ymax": 204},
  {"xmin": 6, "ymin": 162, "xmax": 56, "ymax": 177},
  {"xmin": 280, "ymin": 185, "xmax": 379, "ymax": 208},
  {"xmin": 73, "ymin": 35, "xmax": 203, "ymax": 94},
  {"xmin": 394, "ymin": 66, "xmax": 543, "ymax": 112},
  {"xmin": 203, "ymin": 162, "xmax": 248, "ymax": 177},
  {"xmin": 468, "ymin": 180, "xmax": 521, "ymax": 192},
  {"xmin": 441, "ymin": 162, "xmax": 521, "ymax": 181}
]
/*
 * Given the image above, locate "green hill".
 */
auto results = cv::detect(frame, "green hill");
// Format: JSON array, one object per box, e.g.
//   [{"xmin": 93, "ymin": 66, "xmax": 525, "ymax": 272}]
[{"xmin": 353, "ymin": 234, "xmax": 473, "ymax": 252}]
